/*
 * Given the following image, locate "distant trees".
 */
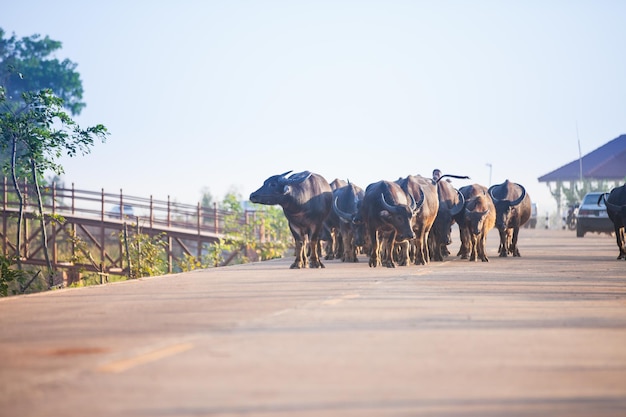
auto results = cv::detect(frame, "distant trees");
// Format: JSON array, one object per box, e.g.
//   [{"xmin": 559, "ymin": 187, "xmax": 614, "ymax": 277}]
[
  {"xmin": 0, "ymin": 28, "xmax": 85, "ymax": 115},
  {"xmin": 178, "ymin": 190, "xmax": 292, "ymax": 271}
]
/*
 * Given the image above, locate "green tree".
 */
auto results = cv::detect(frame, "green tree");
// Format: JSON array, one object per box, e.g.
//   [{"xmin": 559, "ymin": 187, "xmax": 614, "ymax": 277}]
[
  {"xmin": 0, "ymin": 29, "xmax": 106, "ymax": 289},
  {"xmin": 200, "ymin": 187, "xmax": 214, "ymax": 210},
  {"xmin": 0, "ymin": 88, "xmax": 107, "ymax": 286},
  {"xmin": 122, "ymin": 228, "xmax": 167, "ymax": 278},
  {"xmin": 0, "ymin": 28, "xmax": 85, "ymax": 115}
]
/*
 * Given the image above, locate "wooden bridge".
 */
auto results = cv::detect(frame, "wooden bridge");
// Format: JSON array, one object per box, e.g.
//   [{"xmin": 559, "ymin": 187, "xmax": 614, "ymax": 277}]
[{"xmin": 0, "ymin": 178, "xmax": 259, "ymax": 284}]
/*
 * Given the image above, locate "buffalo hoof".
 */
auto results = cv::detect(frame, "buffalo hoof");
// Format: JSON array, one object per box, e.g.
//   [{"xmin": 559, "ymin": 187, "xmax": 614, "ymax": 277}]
[
  {"xmin": 309, "ymin": 260, "xmax": 325, "ymax": 269},
  {"xmin": 368, "ymin": 257, "xmax": 380, "ymax": 267},
  {"xmin": 290, "ymin": 262, "xmax": 303, "ymax": 269}
]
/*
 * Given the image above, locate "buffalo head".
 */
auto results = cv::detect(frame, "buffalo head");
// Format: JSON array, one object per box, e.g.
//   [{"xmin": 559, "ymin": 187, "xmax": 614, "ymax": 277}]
[
  {"xmin": 250, "ymin": 170, "xmax": 312, "ymax": 206},
  {"xmin": 488, "ymin": 182, "xmax": 526, "ymax": 229}
]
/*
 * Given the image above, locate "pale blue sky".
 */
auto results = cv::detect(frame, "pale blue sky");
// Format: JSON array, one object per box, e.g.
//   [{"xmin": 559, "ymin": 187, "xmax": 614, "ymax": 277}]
[{"xmin": 3, "ymin": 1, "xmax": 625, "ymax": 213}]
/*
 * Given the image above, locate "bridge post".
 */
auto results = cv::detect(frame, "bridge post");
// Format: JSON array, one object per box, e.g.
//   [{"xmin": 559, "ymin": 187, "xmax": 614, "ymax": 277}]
[
  {"xmin": 167, "ymin": 196, "xmax": 172, "ymax": 273},
  {"xmin": 2, "ymin": 177, "xmax": 6, "ymax": 256},
  {"xmin": 52, "ymin": 182, "xmax": 57, "ymax": 266},
  {"xmin": 214, "ymin": 202, "xmax": 218, "ymax": 233},
  {"xmin": 197, "ymin": 203, "xmax": 202, "ymax": 259},
  {"xmin": 101, "ymin": 189, "xmax": 106, "ymax": 271},
  {"xmin": 23, "ymin": 178, "xmax": 28, "ymax": 261},
  {"xmin": 150, "ymin": 195, "xmax": 154, "ymax": 228}
]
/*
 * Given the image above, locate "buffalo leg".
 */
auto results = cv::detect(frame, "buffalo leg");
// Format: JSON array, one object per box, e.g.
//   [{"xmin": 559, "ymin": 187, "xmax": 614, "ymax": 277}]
[
  {"xmin": 369, "ymin": 228, "xmax": 381, "ymax": 267},
  {"xmin": 308, "ymin": 238, "xmax": 325, "ymax": 268},
  {"xmin": 396, "ymin": 240, "xmax": 409, "ymax": 266},
  {"xmin": 469, "ymin": 234, "xmax": 478, "ymax": 262},
  {"xmin": 341, "ymin": 230, "xmax": 358, "ymax": 262},
  {"xmin": 308, "ymin": 226, "xmax": 325, "ymax": 268},
  {"xmin": 511, "ymin": 227, "xmax": 521, "ymax": 257},
  {"xmin": 458, "ymin": 227, "xmax": 470, "ymax": 259},
  {"xmin": 289, "ymin": 225, "xmax": 308, "ymax": 269},
  {"xmin": 613, "ymin": 225, "xmax": 624, "ymax": 260},
  {"xmin": 479, "ymin": 233, "xmax": 490, "ymax": 262},
  {"xmin": 498, "ymin": 228, "xmax": 508, "ymax": 257},
  {"xmin": 383, "ymin": 231, "xmax": 397, "ymax": 268},
  {"xmin": 290, "ymin": 239, "xmax": 306, "ymax": 269}
]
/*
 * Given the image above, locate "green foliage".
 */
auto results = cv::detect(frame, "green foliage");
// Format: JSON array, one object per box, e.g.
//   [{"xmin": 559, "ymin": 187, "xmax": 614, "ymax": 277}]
[
  {"xmin": 123, "ymin": 229, "xmax": 168, "ymax": 278},
  {"xmin": 0, "ymin": 255, "xmax": 26, "ymax": 296},
  {"xmin": 0, "ymin": 88, "xmax": 108, "ymax": 177},
  {"xmin": 200, "ymin": 187, "xmax": 214, "ymax": 211},
  {"xmin": 1, "ymin": 37, "xmax": 107, "ymax": 284},
  {"xmin": 177, "ymin": 194, "xmax": 292, "ymax": 272},
  {"xmin": 177, "ymin": 253, "xmax": 204, "ymax": 272},
  {"xmin": 176, "ymin": 238, "xmax": 237, "ymax": 271},
  {"xmin": 0, "ymin": 28, "xmax": 85, "ymax": 116}
]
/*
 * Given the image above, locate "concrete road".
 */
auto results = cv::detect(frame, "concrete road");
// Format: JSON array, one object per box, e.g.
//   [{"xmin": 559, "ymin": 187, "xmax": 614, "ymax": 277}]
[{"xmin": 1, "ymin": 228, "xmax": 625, "ymax": 417}]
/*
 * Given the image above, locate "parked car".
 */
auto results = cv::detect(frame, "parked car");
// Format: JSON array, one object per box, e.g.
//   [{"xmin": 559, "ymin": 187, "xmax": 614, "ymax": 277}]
[
  {"xmin": 576, "ymin": 192, "xmax": 614, "ymax": 237},
  {"xmin": 108, "ymin": 204, "xmax": 135, "ymax": 219}
]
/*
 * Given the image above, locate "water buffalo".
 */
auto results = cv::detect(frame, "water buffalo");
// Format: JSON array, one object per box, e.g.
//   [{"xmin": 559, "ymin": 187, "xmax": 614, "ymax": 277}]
[
  {"xmin": 488, "ymin": 180, "xmax": 531, "ymax": 257},
  {"xmin": 600, "ymin": 183, "xmax": 626, "ymax": 260},
  {"xmin": 249, "ymin": 170, "xmax": 332, "ymax": 269},
  {"xmin": 356, "ymin": 180, "xmax": 419, "ymax": 268},
  {"xmin": 397, "ymin": 175, "xmax": 437, "ymax": 265},
  {"xmin": 430, "ymin": 179, "xmax": 466, "ymax": 261},
  {"xmin": 458, "ymin": 184, "xmax": 495, "ymax": 262},
  {"xmin": 321, "ymin": 178, "xmax": 350, "ymax": 260},
  {"xmin": 331, "ymin": 182, "xmax": 365, "ymax": 262}
]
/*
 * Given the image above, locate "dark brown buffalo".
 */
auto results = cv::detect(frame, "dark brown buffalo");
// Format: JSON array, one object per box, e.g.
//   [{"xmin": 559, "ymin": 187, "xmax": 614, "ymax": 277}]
[
  {"xmin": 331, "ymin": 182, "xmax": 365, "ymax": 262},
  {"xmin": 457, "ymin": 184, "xmax": 495, "ymax": 262},
  {"xmin": 250, "ymin": 170, "xmax": 332, "ymax": 269},
  {"xmin": 321, "ymin": 178, "xmax": 350, "ymax": 259},
  {"xmin": 600, "ymin": 183, "xmax": 626, "ymax": 260},
  {"xmin": 430, "ymin": 177, "xmax": 466, "ymax": 262},
  {"xmin": 488, "ymin": 180, "xmax": 531, "ymax": 257},
  {"xmin": 356, "ymin": 180, "xmax": 419, "ymax": 268},
  {"xmin": 397, "ymin": 175, "xmax": 437, "ymax": 265}
]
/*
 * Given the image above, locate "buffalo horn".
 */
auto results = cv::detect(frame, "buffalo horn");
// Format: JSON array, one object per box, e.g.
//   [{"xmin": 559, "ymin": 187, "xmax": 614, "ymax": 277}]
[
  {"xmin": 602, "ymin": 194, "xmax": 623, "ymax": 214},
  {"xmin": 412, "ymin": 188, "xmax": 425, "ymax": 212},
  {"xmin": 488, "ymin": 185, "xmax": 500, "ymax": 203},
  {"xmin": 510, "ymin": 183, "xmax": 527, "ymax": 206},
  {"xmin": 380, "ymin": 192, "xmax": 400, "ymax": 214},
  {"xmin": 333, "ymin": 196, "xmax": 354, "ymax": 223},
  {"xmin": 281, "ymin": 171, "xmax": 312, "ymax": 185},
  {"xmin": 449, "ymin": 189, "xmax": 465, "ymax": 216}
]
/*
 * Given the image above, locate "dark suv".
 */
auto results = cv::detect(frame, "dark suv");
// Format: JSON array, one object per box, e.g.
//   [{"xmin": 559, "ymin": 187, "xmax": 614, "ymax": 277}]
[{"xmin": 576, "ymin": 192, "xmax": 614, "ymax": 237}]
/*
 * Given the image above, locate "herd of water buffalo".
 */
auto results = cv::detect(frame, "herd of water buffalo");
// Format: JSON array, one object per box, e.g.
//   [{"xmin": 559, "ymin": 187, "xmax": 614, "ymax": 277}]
[{"xmin": 250, "ymin": 170, "xmax": 626, "ymax": 268}]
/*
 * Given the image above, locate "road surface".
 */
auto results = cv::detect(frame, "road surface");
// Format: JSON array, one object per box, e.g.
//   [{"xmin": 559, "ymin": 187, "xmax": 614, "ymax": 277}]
[{"xmin": 1, "ymin": 228, "xmax": 625, "ymax": 416}]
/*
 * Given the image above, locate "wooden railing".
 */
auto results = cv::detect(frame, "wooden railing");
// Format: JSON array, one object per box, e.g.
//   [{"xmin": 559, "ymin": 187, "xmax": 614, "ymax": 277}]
[
  {"xmin": 0, "ymin": 177, "xmax": 252, "ymax": 235},
  {"xmin": 0, "ymin": 178, "xmax": 260, "ymax": 284}
]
